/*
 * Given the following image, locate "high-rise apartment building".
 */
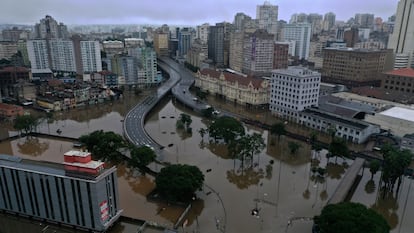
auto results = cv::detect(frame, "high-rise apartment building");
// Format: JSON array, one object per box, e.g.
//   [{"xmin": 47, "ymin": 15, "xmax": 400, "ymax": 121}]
[
  {"xmin": 229, "ymin": 31, "xmax": 244, "ymax": 72},
  {"xmin": 80, "ymin": 41, "xmax": 102, "ymax": 73},
  {"xmin": 242, "ymin": 29, "xmax": 274, "ymax": 76},
  {"xmin": 27, "ymin": 40, "xmax": 49, "ymax": 70},
  {"xmin": 0, "ymin": 42, "xmax": 18, "ymax": 60},
  {"xmin": 322, "ymin": 48, "xmax": 388, "ymax": 87},
  {"xmin": 270, "ymin": 67, "xmax": 320, "ymax": 120},
  {"xmin": 153, "ymin": 31, "xmax": 169, "ymax": 57},
  {"xmin": 323, "ymin": 12, "xmax": 336, "ymax": 31},
  {"xmin": 208, "ymin": 23, "xmax": 232, "ymax": 67},
  {"xmin": 273, "ymin": 42, "xmax": 289, "ymax": 69},
  {"xmin": 178, "ymin": 27, "xmax": 192, "ymax": 57},
  {"xmin": 388, "ymin": 0, "xmax": 414, "ymax": 69},
  {"xmin": 344, "ymin": 27, "xmax": 359, "ymax": 48},
  {"xmin": 28, "ymin": 16, "xmax": 101, "ymax": 74},
  {"xmin": 33, "ymin": 15, "xmax": 69, "ymax": 39},
  {"xmin": 234, "ymin": 13, "xmax": 253, "ymax": 31},
  {"xmin": 282, "ymin": 23, "xmax": 311, "ymax": 59},
  {"xmin": 196, "ymin": 23, "xmax": 209, "ymax": 44},
  {"xmin": 354, "ymin": 13, "xmax": 375, "ymax": 28},
  {"xmin": 0, "ymin": 151, "xmax": 122, "ymax": 232},
  {"xmin": 256, "ymin": 1, "xmax": 278, "ymax": 37}
]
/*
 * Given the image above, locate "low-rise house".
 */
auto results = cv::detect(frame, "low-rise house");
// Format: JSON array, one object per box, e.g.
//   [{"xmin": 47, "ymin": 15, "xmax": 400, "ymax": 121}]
[{"xmin": 36, "ymin": 96, "xmax": 62, "ymax": 111}]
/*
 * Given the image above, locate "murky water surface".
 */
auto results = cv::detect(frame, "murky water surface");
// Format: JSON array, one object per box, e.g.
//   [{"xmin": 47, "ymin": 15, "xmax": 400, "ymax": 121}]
[{"xmin": 0, "ymin": 92, "xmax": 412, "ymax": 233}]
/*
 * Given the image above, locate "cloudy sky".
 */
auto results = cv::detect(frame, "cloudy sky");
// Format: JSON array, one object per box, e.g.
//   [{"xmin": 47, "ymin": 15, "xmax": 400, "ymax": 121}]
[{"xmin": 1, "ymin": 0, "xmax": 399, "ymax": 25}]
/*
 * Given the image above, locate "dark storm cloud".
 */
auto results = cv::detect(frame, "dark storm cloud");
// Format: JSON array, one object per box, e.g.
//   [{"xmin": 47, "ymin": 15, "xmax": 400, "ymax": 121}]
[{"xmin": 0, "ymin": 0, "xmax": 398, "ymax": 25}]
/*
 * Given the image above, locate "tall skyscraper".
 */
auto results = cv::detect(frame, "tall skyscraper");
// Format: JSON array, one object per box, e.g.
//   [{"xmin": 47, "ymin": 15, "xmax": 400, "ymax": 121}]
[
  {"xmin": 323, "ymin": 12, "xmax": 336, "ymax": 31},
  {"xmin": 388, "ymin": 0, "xmax": 414, "ymax": 68},
  {"xmin": 354, "ymin": 13, "xmax": 375, "ymax": 28},
  {"xmin": 242, "ymin": 29, "xmax": 274, "ymax": 76},
  {"xmin": 33, "ymin": 15, "xmax": 69, "ymax": 39},
  {"xmin": 28, "ymin": 16, "xmax": 101, "ymax": 74},
  {"xmin": 208, "ymin": 23, "xmax": 232, "ymax": 67},
  {"xmin": 282, "ymin": 23, "xmax": 311, "ymax": 59},
  {"xmin": 196, "ymin": 23, "xmax": 209, "ymax": 44},
  {"xmin": 256, "ymin": 1, "xmax": 278, "ymax": 37},
  {"xmin": 178, "ymin": 27, "xmax": 192, "ymax": 57},
  {"xmin": 234, "ymin": 13, "xmax": 253, "ymax": 31}
]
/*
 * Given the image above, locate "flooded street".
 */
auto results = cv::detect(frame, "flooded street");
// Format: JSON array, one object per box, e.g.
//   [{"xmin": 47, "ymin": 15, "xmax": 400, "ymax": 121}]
[{"xmin": 0, "ymin": 91, "xmax": 413, "ymax": 233}]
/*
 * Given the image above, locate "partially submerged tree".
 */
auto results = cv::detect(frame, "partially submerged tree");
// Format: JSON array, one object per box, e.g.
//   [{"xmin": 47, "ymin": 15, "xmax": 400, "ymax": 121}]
[
  {"xmin": 369, "ymin": 160, "xmax": 381, "ymax": 180},
  {"xmin": 270, "ymin": 122, "xmax": 286, "ymax": 140},
  {"xmin": 128, "ymin": 145, "xmax": 156, "ymax": 174},
  {"xmin": 314, "ymin": 202, "xmax": 390, "ymax": 233},
  {"xmin": 207, "ymin": 116, "xmax": 245, "ymax": 143},
  {"xmin": 79, "ymin": 130, "xmax": 126, "ymax": 163},
  {"xmin": 155, "ymin": 164, "xmax": 204, "ymax": 202},
  {"xmin": 328, "ymin": 137, "xmax": 350, "ymax": 163},
  {"xmin": 14, "ymin": 114, "xmax": 40, "ymax": 136}
]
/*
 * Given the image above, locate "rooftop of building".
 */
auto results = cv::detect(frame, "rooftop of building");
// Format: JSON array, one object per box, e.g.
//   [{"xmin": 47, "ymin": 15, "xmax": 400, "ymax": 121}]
[
  {"xmin": 64, "ymin": 150, "xmax": 91, "ymax": 158},
  {"xmin": 0, "ymin": 154, "xmax": 112, "ymax": 181},
  {"xmin": 323, "ymin": 47, "xmax": 384, "ymax": 53},
  {"xmin": 319, "ymin": 95, "xmax": 376, "ymax": 117},
  {"xmin": 0, "ymin": 66, "xmax": 30, "ymax": 73},
  {"xmin": 384, "ymin": 68, "xmax": 414, "ymax": 78},
  {"xmin": 379, "ymin": 106, "xmax": 414, "ymax": 123},
  {"xmin": 302, "ymin": 108, "xmax": 370, "ymax": 130},
  {"xmin": 199, "ymin": 68, "xmax": 266, "ymax": 89},
  {"xmin": 272, "ymin": 66, "xmax": 320, "ymax": 77},
  {"xmin": 0, "ymin": 102, "xmax": 23, "ymax": 110}
]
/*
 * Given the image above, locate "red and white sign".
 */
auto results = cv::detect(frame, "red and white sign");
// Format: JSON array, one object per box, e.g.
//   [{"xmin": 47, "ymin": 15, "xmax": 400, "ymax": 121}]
[{"xmin": 100, "ymin": 200, "xmax": 109, "ymax": 221}]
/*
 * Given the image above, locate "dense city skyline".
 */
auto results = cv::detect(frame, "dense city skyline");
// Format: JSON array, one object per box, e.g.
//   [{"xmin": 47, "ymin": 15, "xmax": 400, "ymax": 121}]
[{"xmin": 1, "ymin": 0, "xmax": 398, "ymax": 25}]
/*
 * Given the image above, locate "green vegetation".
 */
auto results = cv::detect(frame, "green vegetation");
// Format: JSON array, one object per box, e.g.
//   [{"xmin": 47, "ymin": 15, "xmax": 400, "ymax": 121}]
[
  {"xmin": 270, "ymin": 122, "xmax": 286, "ymax": 140},
  {"xmin": 78, "ymin": 130, "xmax": 126, "ymax": 163},
  {"xmin": 195, "ymin": 89, "xmax": 208, "ymax": 101},
  {"xmin": 314, "ymin": 202, "xmax": 390, "ymax": 233},
  {"xmin": 201, "ymin": 107, "xmax": 214, "ymax": 118},
  {"xmin": 13, "ymin": 114, "xmax": 40, "ymax": 136},
  {"xmin": 128, "ymin": 145, "xmax": 156, "ymax": 174},
  {"xmin": 155, "ymin": 164, "xmax": 204, "ymax": 202},
  {"xmin": 184, "ymin": 61, "xmax": 199, "ymax": 73},
  {"xmin": 369, "ymin": 160, "xmax": 381, "ymax": 180},
  {"xmin": 380, "ymin": 144, "xmax": 413, "ymax": 194},
  {"xmin": 229, "ymin": 133, "xmax": 265, "ymax": 169},
  {"xmin": 288, "ymin": 141, "xmax": 301, "ymax": 154},
  {"xmin": 176, "ymin": 113, "xmax": 192, "ymax": 133},
  {"xmin": 207, "ymin": 116, "xmax": 245, "ymax": 143},
  {"xmin": 328, "ymin": 137, "xmax": 350, "ymax": 163}
]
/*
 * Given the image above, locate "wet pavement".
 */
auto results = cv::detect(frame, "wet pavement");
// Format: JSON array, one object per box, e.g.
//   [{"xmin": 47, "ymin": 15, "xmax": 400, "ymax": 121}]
[{"xmin": 0, "ymin": 90, "xmax": 413, "ymax": 232}]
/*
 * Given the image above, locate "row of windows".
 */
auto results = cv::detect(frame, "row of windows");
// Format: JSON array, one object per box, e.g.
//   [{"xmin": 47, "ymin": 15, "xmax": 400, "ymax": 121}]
[{"xmin": 0, "ymin": 167, "xmax": 116, "ymax": 230}]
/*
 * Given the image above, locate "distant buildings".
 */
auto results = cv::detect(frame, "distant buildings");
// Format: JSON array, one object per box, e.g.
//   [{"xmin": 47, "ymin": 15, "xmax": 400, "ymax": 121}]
[
  {"xmin": 0, "ymin": 103, "xmax": 24, "ymax": 120},
  {"xmin": 354, "ymin": 13, "xmax": 375, "ymax": 28},
  {"xmin": 153, "ymin": 31, "xmax": 169, "ymax": 57},
  {"xmin": 381, "ymin": 68, "xmax": 414, "ymax": 103},
  {"xmin": 242, "ymin": 29, "xmax": 274, "ymax": 76},
  {"xmin": 0, "ymin": 151, "xmax": 122, "ymax": 232},
  {"xmin": 273, "ymin": 42, "xmax": 289, "ymax": 69},
  {"xmin": 196, "ymin": 23, "xmax": 209, "ymax": 44},
  {"xmin": 256, "ymin": 1, "xmax": 278, "ymax": 37},
  {"xmin": 322, "ymin": 48, "xmax": 389, "ymax": 87},
  {"xmin": 388, "ymin": 0, "xmax": 414, "ymax": 69},
  {"xmin": 208, "ymin": 23, "xmax": 226, "ymax": 67},
  {"xmin": 178, "ymin": 27, "xmax": 192, "ymax": 58},
  {"xmin": 195, "ymin": 68, "xmax": 269, "ymax": 107},
  {"xmin": 27, "ymin": 16, "xmax": 102, "ymax": 75},
  {"xmin": 270, "ymin": 66, "xmax": 320, "ymax": 120},
  {"xmin": 281, "ymin": 23, "xmax": 311, "ymax": 59},
  {"xmin": 323, "ymin": 12, "xmax": 336, "ymax": 31},
  {"xmin": 0, "ymin": 41, "xmax": 18, "ymax": 59}
]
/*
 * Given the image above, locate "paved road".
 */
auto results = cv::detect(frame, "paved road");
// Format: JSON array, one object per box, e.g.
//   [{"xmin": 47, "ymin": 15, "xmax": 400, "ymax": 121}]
[
  {"xmin": 123, "ymin": 57, "xmax": 214, "ymax": 160},
  {"xmin": 123, "ymin": 57, "xmax": 181, "ymax": 157}
]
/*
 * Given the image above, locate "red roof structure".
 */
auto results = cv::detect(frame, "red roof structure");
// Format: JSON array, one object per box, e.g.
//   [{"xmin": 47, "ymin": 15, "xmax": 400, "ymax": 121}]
[{"xmin": 385, "ymin": 68, "xmax": 414, "ymax": 77}]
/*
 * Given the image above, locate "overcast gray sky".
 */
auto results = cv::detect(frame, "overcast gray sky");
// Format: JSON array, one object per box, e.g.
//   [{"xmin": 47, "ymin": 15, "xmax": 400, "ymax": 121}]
[{"xmin": 0, "ymin": 0, "xmax": 399, "ymax": 25}]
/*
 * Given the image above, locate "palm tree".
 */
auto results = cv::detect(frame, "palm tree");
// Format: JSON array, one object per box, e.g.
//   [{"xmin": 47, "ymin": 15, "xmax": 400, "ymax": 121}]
[{"xmin": 270, "ymin": 122, "xmax": 287, "ymax": 140}]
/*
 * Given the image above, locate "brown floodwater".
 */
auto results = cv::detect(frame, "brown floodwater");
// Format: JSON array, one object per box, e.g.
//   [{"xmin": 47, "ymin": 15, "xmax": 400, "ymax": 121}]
[{"xmin": 0, "ymin": 90, "xmax": 412, "ymax": 233}]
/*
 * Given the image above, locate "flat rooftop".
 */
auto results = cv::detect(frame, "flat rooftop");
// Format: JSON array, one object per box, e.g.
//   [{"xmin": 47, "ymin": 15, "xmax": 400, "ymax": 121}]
[
  {"xmin": 64, "ymin": 150, "xmax": 91, "ymax": 158},
  {"xmin": 0, "ymin": 154, "xmax": 111, "ymax": 181},
  {"xmin": 380, "ymin": 106, "xmax": 414, "ymax": 123}
]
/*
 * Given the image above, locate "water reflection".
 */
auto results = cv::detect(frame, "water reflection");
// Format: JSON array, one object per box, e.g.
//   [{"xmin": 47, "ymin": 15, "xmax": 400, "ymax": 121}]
[
  {"xmin": 226, "ymin": 167, "xmax": 264, "ymax": 189},
  {"xmin": 372, "ymin": 191, "xmax": 399, "ymax": 229},
  {"xmin": 17, "ymin": 137, "xmax": 49, "ymax": 156},
  {"xmin": 325, "ymin": 162, "xmax": 348, "ymax": 179}
]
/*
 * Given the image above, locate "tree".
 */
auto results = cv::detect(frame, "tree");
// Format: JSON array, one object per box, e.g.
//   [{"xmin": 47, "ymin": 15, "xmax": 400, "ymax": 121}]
[
  {"xmin": 128, "ymin": 145, "xmax": 156, "ymax": 174},
  {"xmin": 314, "ymin": 202, "xmax": 390, "ymax": 233},
  {"xmin": 328, "ymin": 137, "xmax": 350, "ymax": 163},
  {"xmin": 288, "ymin": 141, "xmax": 301, "ymax": 155},
  {"xmin": 14, "ymin": 114, "xmax": 40, "ymax": 136},
  {"xmin": 155, "ymin": 164, "xmax": 204, "ymax": 202},
  {"xmin": 230, "ymin": 133, "xmax": 265, "ymax": 169},
  {"xmin": 177, "ymin": 113, "xmax": 192, "ymax": 133},
  {"xmin": 381, "ymin": 145, "xmax": 413, "ymax": 193},
  {"xmin": 369, "ymin": 160, "xmax": 381, "ymax": 180},
  {"xmin": 195, "ymin": 89, "xmax": 208, "ymax": 100},
  {"xmin": 201, "ymin": 107, "xmax": 214, "ymax": 118},
  {"xmin": 270, "ymin": 122, "xmax": 286, "ymax": 140},
  {"xmin": 79, "ymin": 130, "xmax": 126, "ymax": 163},
  {"xmin": 207, "ymin": 116, "xmax": 245, "ymax": 144}
]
